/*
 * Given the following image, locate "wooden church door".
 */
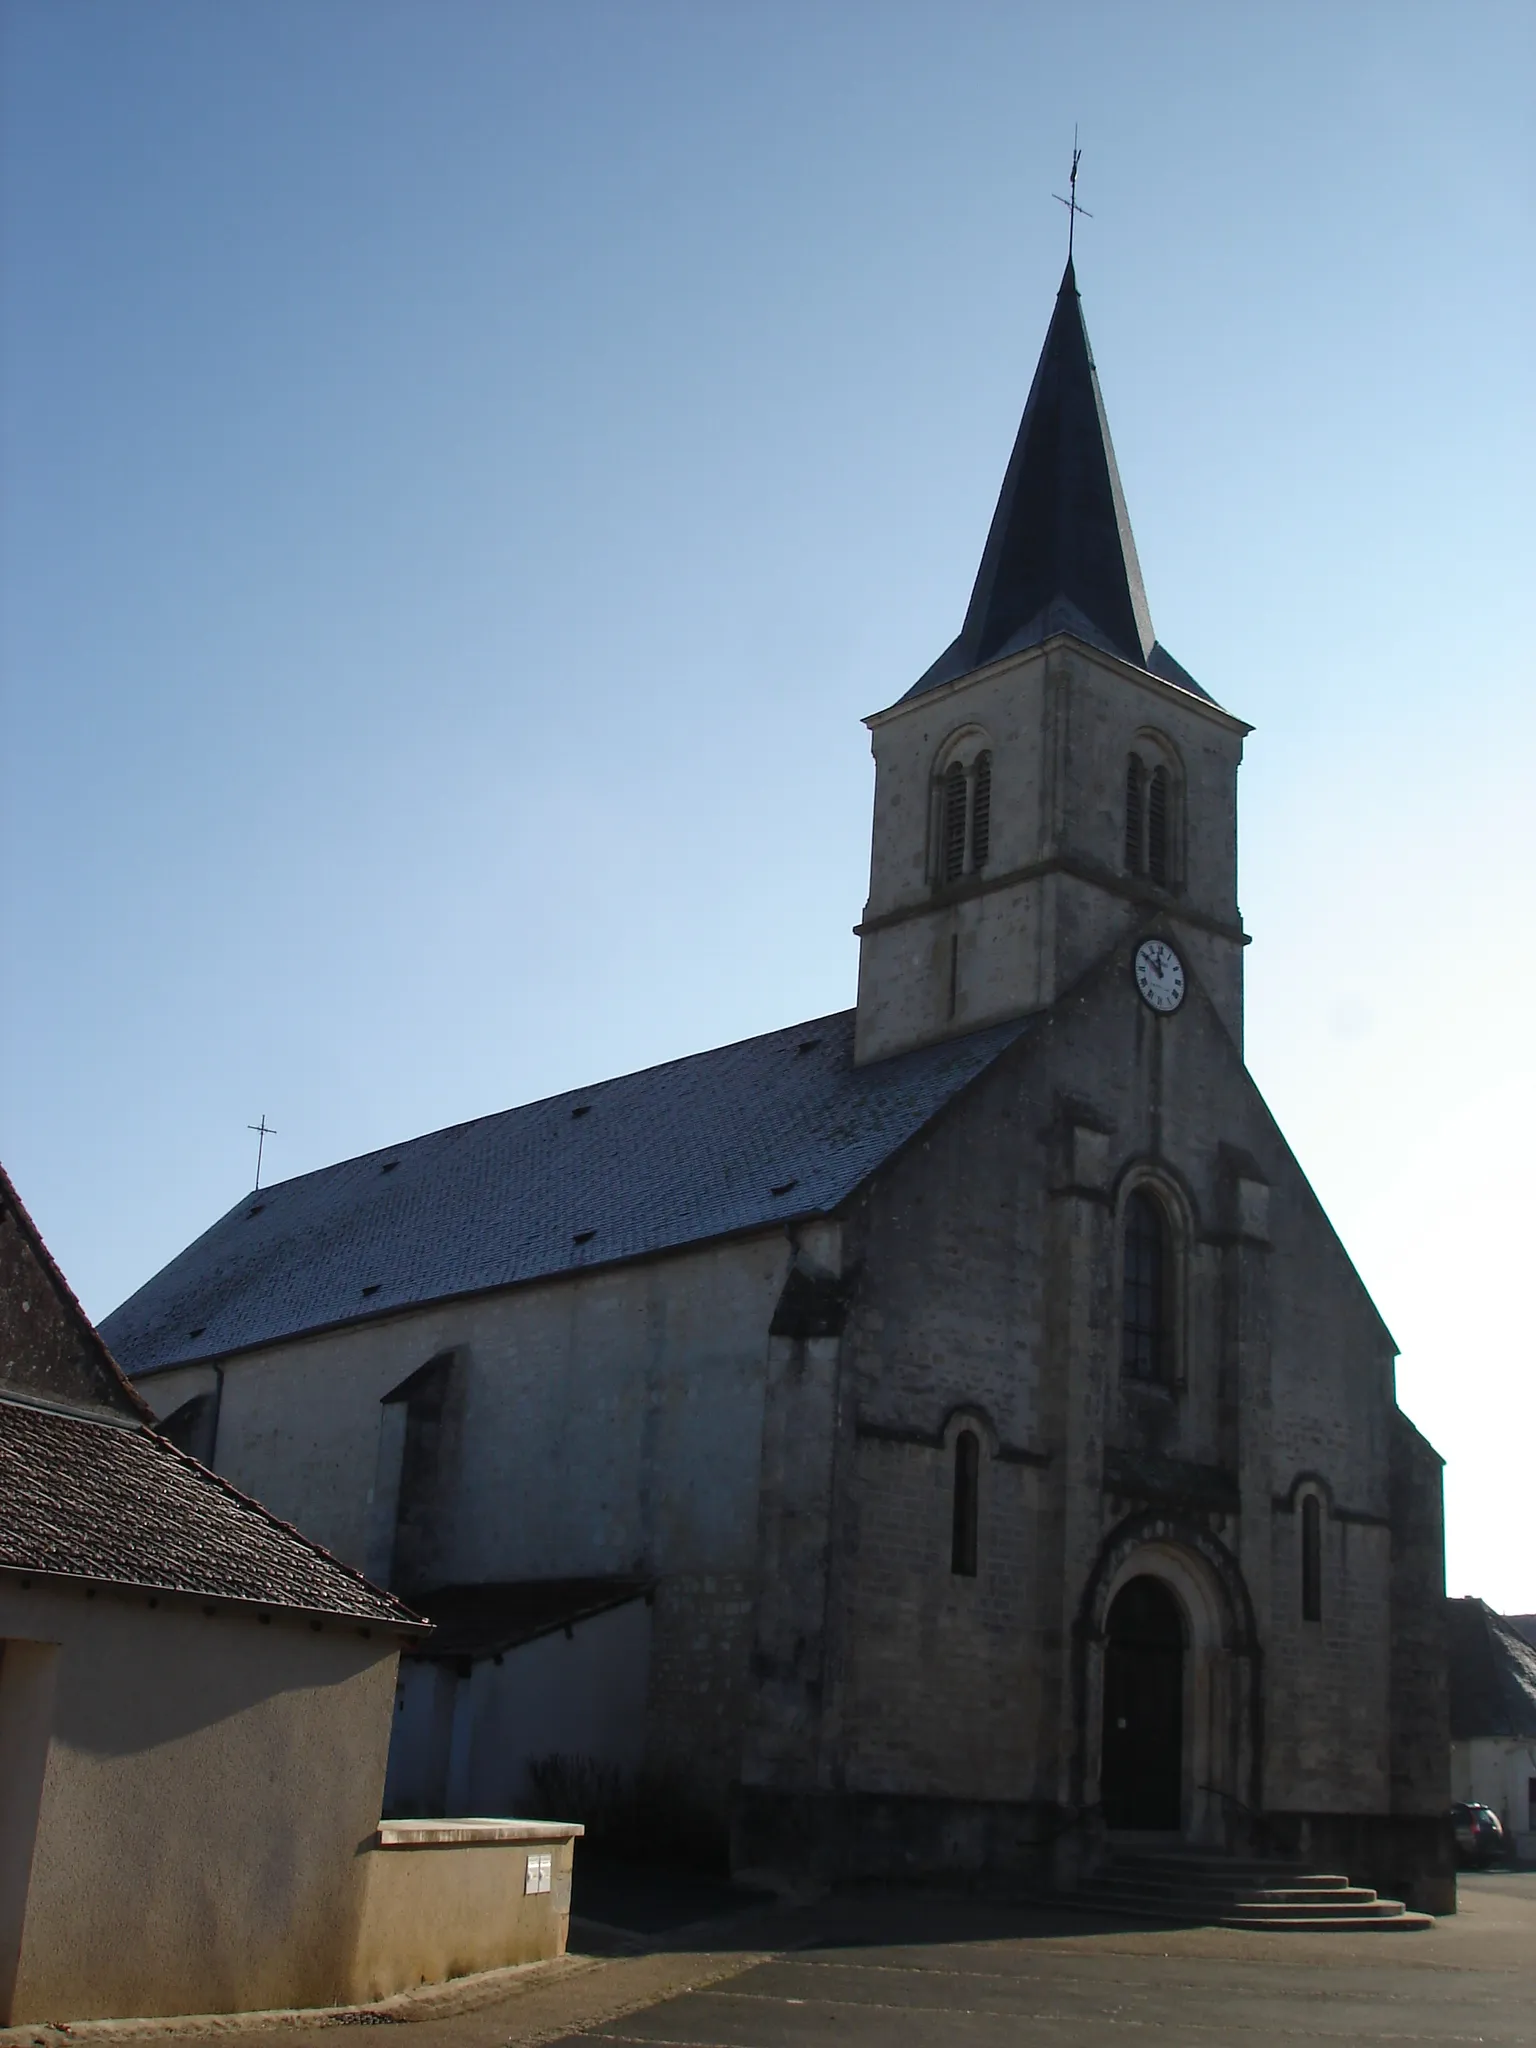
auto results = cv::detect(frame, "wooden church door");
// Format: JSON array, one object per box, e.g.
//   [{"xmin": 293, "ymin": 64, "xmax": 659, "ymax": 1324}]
[{"xmin": 1101, "ymin": 1575, "xmax": 1185, "ymax": 1830}]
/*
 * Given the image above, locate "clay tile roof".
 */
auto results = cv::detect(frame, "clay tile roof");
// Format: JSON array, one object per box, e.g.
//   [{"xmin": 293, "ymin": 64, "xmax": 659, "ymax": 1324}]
[
  {"xmin": 0, "ymin": 1398, "xmax": 426, "ymax": 1630},
  {"xmin": 0, "ymin": 1160, "xmax": 422, "ymax": 1632},
  {"xmin": 100, "ymin": 1007, "xmax": 1030, "ymax": 1375}
]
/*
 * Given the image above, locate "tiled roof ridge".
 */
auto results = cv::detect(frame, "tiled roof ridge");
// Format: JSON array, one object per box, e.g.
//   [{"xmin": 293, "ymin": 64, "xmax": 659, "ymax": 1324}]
[
  {"xmin": 143, "ymin": 1423, "xmax": 427, "ymax": 1631},
  {"xmin": 0, "ymin": 1161, "xmax": 154, "ymax": 1422}
]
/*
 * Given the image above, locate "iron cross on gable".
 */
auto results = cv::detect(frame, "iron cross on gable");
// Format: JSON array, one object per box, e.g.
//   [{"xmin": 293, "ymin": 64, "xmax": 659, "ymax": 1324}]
[
  {"xmin": 1053, "ymin": 134, "xmax": 1093, "ymax": 260},
  {"xmin": 248, "ymin": 1114, "xmax": 277, "ymax": 1191}
]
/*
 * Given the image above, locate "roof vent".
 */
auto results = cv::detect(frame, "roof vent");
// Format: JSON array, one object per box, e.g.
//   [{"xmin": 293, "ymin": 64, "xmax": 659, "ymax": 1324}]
[
  {"xmin": 571, "ymin": 1105, "xmax": 592, "ymax": 1119},
  {"xmin": 380, "ymin": 1161, "xmax": 399, "ymax": 1174},
  {"xmin": 770, "ymin": 1179, "xmax": 799, "ymax": 1197},
  {"xmin": 361, "ymin": 1284, "xmax": 381, "ymax": 1297},
  {"xmin": 188, "ymin": 1326, "xmax": 205, "ymax": 1339},
  {"xmin": 796, "ymin": 1038, "xmax": 822, "ymax": 1055},
  {"xmin": 245, "ymin": 1203, "xmax": 265, "ymax": 1219},
  {"xmin": 572, "ymin": 1228, "xmax": 596, "ymax": 1244}
]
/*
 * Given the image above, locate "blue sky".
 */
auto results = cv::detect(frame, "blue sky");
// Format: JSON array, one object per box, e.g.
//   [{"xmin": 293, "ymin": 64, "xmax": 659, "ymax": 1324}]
[{"xmin": 2, "ymin": 0, "xmax": 1532, "ymax": 1604}]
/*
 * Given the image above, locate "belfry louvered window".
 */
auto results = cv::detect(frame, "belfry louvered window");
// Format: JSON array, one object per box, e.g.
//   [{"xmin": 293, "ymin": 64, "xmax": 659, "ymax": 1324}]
[
  {"xmin": 1125, "ymin": 748, "xmax": 1178, "ymax": 884},
  {"xmin": 942, "ymin": 761, "xmax": 968, "ymax": 882},
  {"xmin": 970, "ymin": 752, "xmax": 992, "ymax": 871},
  {"xmin": 1124, "ymin": 756, "xmax": 1145, "ymax": 872},
  {"xmin": 1147, "ymin": 767, "xmax": 1169, "ymax": 884},
  {"xmin": 1122, "ymin": 1189, "xmax": 1170, "ymax": 1383},
  {"xmin": 935, "ymin": 744, "xmax": 994, "ymax": 886}
]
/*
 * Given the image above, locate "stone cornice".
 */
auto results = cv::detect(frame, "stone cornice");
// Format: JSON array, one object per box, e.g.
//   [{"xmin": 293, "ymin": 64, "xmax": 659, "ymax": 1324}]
[{"xmin": 856, "ymin": 851, "xmax": 1249, "ymax": 946}]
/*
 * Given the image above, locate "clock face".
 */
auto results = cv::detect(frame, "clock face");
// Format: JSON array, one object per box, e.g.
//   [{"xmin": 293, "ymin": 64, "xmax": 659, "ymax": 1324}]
[{"xmin": 1134, "ymin": 939, "xmax": 1185, "ymax": 1013}]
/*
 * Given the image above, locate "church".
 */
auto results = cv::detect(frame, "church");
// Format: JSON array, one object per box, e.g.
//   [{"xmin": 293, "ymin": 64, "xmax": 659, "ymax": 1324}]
[{"xmin": 101, "ymin": 258, "xmax": 1452, "ymax": 1912}]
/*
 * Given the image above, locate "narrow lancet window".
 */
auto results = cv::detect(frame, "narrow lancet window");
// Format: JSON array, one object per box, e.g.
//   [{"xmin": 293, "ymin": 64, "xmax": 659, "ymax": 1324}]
[
  {"xmin": 1124, "ymin": 756, "xmax": 1145, "ymax": 873},
  {"xmin": 951, "ymin": 1430, "xmax": 979, "ymax": 1576},
  {"xmin": 1302, "ymin": 1494, "xmax": 1322, "ymax": 1622},
  {"xmin": 971, "ymin": 751, "xmax": 992, "ymax": 871},
  {"xmin": 1122, "ymin": 1190, "xmax": 1169, "ymax": 1383},
  {"xmin": 1148, "ymin": 766, "xmax": 1169, "ymax": 884},
  {"xmin": 942, "ymin": 761, "xmax": 967, "ymax": 882}
]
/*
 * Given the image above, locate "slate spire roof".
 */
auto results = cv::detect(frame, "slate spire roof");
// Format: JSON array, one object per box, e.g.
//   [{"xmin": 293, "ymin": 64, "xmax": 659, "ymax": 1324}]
[{"xmin": 909, "ymin": 260, "xmax": 1209, "ymax": 702}]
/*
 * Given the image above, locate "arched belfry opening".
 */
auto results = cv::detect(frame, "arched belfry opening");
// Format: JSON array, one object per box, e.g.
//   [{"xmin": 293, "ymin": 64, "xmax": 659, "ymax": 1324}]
[{"xmin": 1101, "ymin": 1576, "xmax": 1185, "ymax": 1830}]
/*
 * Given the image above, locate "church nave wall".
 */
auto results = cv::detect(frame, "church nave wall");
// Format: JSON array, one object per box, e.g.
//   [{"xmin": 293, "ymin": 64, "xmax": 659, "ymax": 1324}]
[{"xmin": 136, "ymin": 1232, "xmax": 790, "ymax": 1600}]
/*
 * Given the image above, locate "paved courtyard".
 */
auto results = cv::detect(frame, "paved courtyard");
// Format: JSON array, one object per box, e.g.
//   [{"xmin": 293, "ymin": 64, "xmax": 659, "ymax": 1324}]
[
  {"xmin": 536, "ymin": 1873, "xmax": 1535, "ymax": 2048},
  {"xmin": 20, "ymin": 1872, "xmax": 1530, "ymax": 2048}
]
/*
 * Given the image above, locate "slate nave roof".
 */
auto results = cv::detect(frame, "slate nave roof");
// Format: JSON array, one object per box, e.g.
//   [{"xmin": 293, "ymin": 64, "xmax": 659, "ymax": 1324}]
[{"xmin": 101, "ymin": 1008, "xmax": 1031, "ymax": 1378}]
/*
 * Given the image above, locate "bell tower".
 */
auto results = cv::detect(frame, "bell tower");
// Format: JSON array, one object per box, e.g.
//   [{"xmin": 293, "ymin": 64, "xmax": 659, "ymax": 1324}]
[{"xmin": 853, "ymin": 262, "xmax": 1251, "ymax": 1065}]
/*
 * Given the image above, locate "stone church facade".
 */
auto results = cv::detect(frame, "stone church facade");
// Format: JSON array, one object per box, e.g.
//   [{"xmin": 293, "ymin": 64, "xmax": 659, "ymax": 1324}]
[{"xmin": 103, "ymin": 260, "xmax": 1451, "ymax": 1910}]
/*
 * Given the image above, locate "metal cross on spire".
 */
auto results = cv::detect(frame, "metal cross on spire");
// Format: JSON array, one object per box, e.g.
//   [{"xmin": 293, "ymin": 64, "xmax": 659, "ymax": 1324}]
[
  {"xmin": 1053, "ymin": 131, "xmax": 1093, "ymax": 261},
  {"xmin": 248, "ymin": 1114, "xmax": 277, "ymax": 1191}
]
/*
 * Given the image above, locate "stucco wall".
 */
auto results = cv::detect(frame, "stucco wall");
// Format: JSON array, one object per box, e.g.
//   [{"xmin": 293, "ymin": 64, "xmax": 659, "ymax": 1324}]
[
  {"xmin": 141, "ymin": 1235, "xmax": 783, "ymax": 1589},
  {"xmin": 0, "ymin": 1579, "xmax": 397, "ymax": 2023},
  {"xmin": 348, "ymin": 1823, "xmax": 577, "ymax": 2002},
  {"xmin": 385, "ymin": 1595, "xmax": 652, "ymax": 1817},
  {"xmin": 139, "ymin": 1235, "xmax": 787, "ymax": 1808},
  {"xmin": 1451, "ymin": 1738, "xmax": 1536, "ymax": 1859}
]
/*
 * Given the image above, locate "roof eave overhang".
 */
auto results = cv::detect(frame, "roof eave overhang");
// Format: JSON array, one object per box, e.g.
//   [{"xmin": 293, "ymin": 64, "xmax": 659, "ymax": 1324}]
[
  {"xmin": 122, "ymin": 1210, "xmax": 833, "ymax": 1379},
  {"xmin": 0, "ymin": 1560, "xmax": 431, "ymax": 1639},
  {"xmin": 864, "ymin": 631, "xmax": 1252, "ymax": 739}
]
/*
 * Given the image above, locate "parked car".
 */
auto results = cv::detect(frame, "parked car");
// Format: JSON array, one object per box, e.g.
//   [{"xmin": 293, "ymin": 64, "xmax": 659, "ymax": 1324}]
[{"xmin": 1451, "ymin": 1802, "xmax": 1506, "ymax": 1868}]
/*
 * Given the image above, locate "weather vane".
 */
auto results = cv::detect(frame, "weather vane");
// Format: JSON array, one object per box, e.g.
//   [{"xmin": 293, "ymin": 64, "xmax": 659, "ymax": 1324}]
[
  {"xmin": 248, "ymin": 1113, "xmax": 277, "ymax": 1191},
  {"xmin": 1053, "ymin": 130, "xmax": 1093, "ymax": 261}
]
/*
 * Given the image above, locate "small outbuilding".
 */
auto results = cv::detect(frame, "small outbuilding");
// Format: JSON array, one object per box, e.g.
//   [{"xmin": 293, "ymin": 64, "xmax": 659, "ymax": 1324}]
[
  {"xmin": 1447, "ymin": 1596, "xmax": 1536, "ymax": 1860},
  {"xmin": 0, "ymin": 1167, "xmax": 578, "ymax": 2025}
]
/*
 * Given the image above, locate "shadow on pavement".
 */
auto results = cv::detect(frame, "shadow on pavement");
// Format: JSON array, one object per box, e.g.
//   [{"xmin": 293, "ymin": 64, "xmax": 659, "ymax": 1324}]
[{"xmin": 568, "ymin": 1867, "xmax": 1202, "ymax": 1958}]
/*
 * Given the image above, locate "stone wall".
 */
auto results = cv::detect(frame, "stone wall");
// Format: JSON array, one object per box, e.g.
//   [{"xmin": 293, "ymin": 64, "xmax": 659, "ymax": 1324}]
[
  {"xmin": 754, "ymin": 923, "xmax": 1435, "ymax": 1879},
  {"xmin": 855, "ymin": 636, "xmax": 1248, "ymax": 1061}
]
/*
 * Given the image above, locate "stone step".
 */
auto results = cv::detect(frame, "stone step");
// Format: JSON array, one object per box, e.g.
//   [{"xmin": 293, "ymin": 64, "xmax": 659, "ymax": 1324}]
[
  {"xmin": 1067, "ymin": 1860, "xmax": 1434, "ymax": 1934},
  {"xmin": 1230, "ymin": 1896, "xmax": 1403, "ymax": 1919},
  {"xmin": 1221, "ymin": 1909, "xmax": 1434, "ymax": 1933},
  {"xmin": 1073, "ymin": 1888, "xmax": 1431, "ymax": 1932},
  {"xmin": 1234, "ymin": 1887, "xmax": 1380, "ymax": 1906},
  {"xmin": 1105, "ymin": 1867, "xmax": 1327, "ymax": 1875}
]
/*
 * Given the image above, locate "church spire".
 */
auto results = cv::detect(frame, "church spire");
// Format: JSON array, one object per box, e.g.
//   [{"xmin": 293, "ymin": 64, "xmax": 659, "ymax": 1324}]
[{"xmin": 910, "ymin": 260, "xmax": 1163, "ymax": 695}]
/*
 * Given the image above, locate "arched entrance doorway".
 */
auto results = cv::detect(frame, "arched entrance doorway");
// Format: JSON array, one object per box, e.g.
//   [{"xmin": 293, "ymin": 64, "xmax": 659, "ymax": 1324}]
[{"xmin": 1101, "ymin": 1575, "xmax": 1184, "ymax": 1830}]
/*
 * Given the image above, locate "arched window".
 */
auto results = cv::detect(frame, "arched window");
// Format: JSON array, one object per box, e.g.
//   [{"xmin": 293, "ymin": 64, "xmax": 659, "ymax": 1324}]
[
  {"xmin": 1124, "ymin": 741, "xmax": 1180, "ymax": 885},
  {"xmin": 942, "ymin": 760, "xmax": 968, "ymax": 883},
  {"xmin": 951, "ymin": 1429, "xmax": 979, "ymax": 1576},
  {"xmin": 971, "ymin": 751, "xmax": 992, "ymax": 871},
  {"xmin": 1124, "ymin": 755, "xmax": 1145, "ymax": 873},
  {"xmin": 1301, "ymin": 1494, "xmax": 1322, "ymax": 1622},
  {"xmin": 932, "ymin": 735, "xmax": 995, "ymax": 887},
  {"xmin": 1147, "ymin": 766, "xmax": 1169, "ymax": 884},
  {"xmin": 1122, "ymin": 1189, "xmax": 1170, "ymax": 1383}
]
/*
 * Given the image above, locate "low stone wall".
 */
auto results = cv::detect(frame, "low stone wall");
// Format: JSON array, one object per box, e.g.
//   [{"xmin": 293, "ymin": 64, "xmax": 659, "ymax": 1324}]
[{"xmin": 347, "ymin": 1820, "xmax": 582, "ymax": 2004}]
